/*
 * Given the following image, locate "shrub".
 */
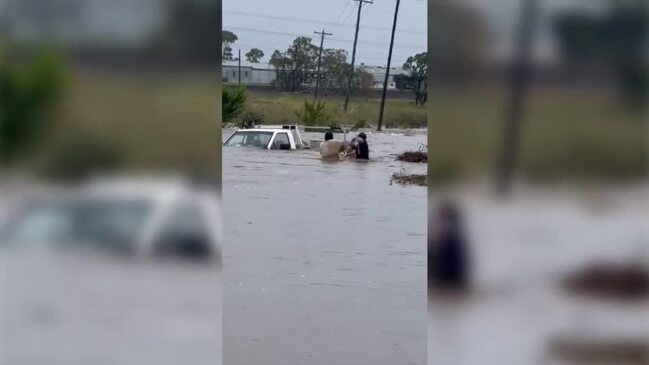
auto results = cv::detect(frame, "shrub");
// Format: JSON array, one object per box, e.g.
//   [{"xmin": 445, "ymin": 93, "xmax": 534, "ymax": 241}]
[
  {"xmin": 222, "ymin": 85, "xmax": 246, "ymax": 122},
  {"xmin": 294, "ymin": 99, "xmax": 331, "ymax": 126},
  {"xmin": 0, "ymin": 45, "xmax": 65, "ymax": 162},
  {"xmin": 239, "ymin": 110, "xmax": 264, "ymax": 128},
  {"xmin": 352, "ymin": 120, "xmax": 369, "ymax": 130},
  {"xmin": 36, "ymin": 129, "xmax": 125, "ymax": 181}
]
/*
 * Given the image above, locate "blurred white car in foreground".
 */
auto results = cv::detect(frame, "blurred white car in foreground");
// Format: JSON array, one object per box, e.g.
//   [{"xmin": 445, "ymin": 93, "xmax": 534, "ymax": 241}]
[{"xmin": 0, "ymin": 177, "xmax": 222, "ymax": 261}]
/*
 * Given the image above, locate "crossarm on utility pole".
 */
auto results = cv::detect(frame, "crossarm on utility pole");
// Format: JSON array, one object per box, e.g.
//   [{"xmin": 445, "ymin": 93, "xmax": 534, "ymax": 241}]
[{"xmin": 314, "ymin": 29, "xmax": 333, "ymax": 99}]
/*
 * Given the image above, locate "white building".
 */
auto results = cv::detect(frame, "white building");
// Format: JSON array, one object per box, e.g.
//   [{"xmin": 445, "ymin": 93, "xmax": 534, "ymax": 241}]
[
  {"xmin": 359, "ymin": 64, "xmax": 409, "ymax": 90},
  {"xmin": 222, "ymin": 60, "xmax": 277, "ymax": 85}
]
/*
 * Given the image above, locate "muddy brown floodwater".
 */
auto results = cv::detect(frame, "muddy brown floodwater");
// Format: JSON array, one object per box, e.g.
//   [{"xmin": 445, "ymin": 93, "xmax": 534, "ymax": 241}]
[{"xmin": 223, "ymin": 129, "xmax": 427, "ymax": 365}]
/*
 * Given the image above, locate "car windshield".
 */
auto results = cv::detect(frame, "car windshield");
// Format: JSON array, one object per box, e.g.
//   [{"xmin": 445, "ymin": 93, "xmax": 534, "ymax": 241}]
[
  {"xmin": 224, "ymin": 131, "xmax": 273, "ymax": 148},
  {"xmin": 0, "ymin": 197, "xmax": 152, "ymax": 250}
]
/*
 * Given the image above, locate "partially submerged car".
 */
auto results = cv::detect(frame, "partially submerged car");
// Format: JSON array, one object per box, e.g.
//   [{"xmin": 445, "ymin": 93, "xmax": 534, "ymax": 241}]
[
  {"xmin": 223, "ymin": 124, "xmax": 310, "ymax": 150},
  {"xmin": 0, "ymin": 177, "xmax": 221, "ymax": 261}
]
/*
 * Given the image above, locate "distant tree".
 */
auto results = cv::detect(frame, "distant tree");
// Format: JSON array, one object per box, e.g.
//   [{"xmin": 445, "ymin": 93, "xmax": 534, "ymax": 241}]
[
  {"xmin": 287, "ymin": 37, "xmax": 319, "ymax": 91},
  {"xmin": 268, "ymin": 38, "xmax": 359, "ymax": 94},
  {"xmin": 428, "ymin": 1, "xmax": 488, "ymax": 82},
  {"xmin": 320, "ymin": 48, "xmax": 349, "ymax": 92},
  {"xmin": 268, "ymin": 37, "xmax": 319, "ymax": 91},
  {"xmin": 245, "ymin": 48, "xmax": 265, "ymax": 63},
  {"xmin": 403, "ymin": 52, "xmax": 428, "ymax": 106},
  {"xmin": 164, "ymin": 0, "xmax": 221, "ymax": 62},
  {"xmin": 553, "ymin": 1, "xmax": 647, "ymax": 106},
  {"xmin": 269, "ymin": 50, "xmax": 291, "ymax": 91},
  {"xmin": 222, "ymin": 30, "xmax": 238, "ymax": 61},
  {"xmin": 393, "ymin": 73, "xmax": 415, "ymax": 91}
]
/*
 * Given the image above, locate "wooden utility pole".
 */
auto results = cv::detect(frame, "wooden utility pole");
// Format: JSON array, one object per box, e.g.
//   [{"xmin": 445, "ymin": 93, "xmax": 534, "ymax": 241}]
[
  {"xmin": 290, "ymin": 45, "xmax": 297, "ymax": 92},
  {"xmin": 495, "ymin": 0, "xmax": 539, "ymax": 195},
  {"xmin": 344, "ymin": 0, "xmax": 373, "ymax": 111},
  {"xmin": 281, "ymin": 52, "xmax": 287, "ymax": 91},
  {"xmin": 314, "ymin": 29, "xmax": 333, "ymax": 98},
  {"xmin": 238, "ymin": 49, "xmax": 242, "ymax": 84},
  {"xmin": 377, "ymin": 0, "xmax": 401, "ymax": 131}
]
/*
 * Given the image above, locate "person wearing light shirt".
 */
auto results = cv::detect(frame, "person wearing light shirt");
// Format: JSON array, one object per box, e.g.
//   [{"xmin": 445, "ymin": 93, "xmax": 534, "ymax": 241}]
[{"xmin": 319, "ymin": 131, "xmax": 344, "ymax": 159}]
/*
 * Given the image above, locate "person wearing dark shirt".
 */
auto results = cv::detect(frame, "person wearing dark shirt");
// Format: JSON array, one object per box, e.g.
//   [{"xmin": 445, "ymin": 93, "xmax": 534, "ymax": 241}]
[
  {"xmin": 352, "ymin": 132, "xmax": 369, "ymax": 160},
  {"xmin": 428, "ymin": 200, "xmax": 470, "ymax": 291}
]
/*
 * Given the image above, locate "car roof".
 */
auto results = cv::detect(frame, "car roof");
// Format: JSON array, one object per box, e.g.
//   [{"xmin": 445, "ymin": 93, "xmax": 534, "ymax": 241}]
[
  {"xmin": 235, "ymin": 129, "xmax": 288, "ymax": 133},
  {"xmin": 79, "ymin": 177, "xmax": 196, "ymax": 203}
]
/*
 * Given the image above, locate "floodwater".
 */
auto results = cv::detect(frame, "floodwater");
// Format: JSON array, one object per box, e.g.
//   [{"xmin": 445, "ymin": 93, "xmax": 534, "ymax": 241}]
[
  {"xmin": 0, "ymin": 253, "xmax": 222, "ymax": 365},
  {"xmin": 223, "ymin": 129, "xmax": 427, "ymax": 365},
  {"xmin": 428, "ymin": 187, "xmax": 649, "ymax": 365}
]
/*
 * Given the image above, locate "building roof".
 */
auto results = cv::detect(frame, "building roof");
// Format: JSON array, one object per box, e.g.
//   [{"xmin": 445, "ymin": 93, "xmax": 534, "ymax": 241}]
[
  {"xmin": 359, "ymin": 64, "xmax": 408, "ymax": 76},
  {"xmin": 222, "ymin": 60, "xmax": 274, "ymax": 70},
  {"xmin": 358, "ymin": 64, "xmax": 408, "ymax": 83}
]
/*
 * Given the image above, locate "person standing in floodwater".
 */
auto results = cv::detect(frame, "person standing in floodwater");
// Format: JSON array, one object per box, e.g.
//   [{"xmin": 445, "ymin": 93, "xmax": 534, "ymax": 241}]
[
  {"xmin": 319, "ymin": 131, "xmax": 344, "ymax": 158},
  {"xmin": 428, "ymin": 200, "xmax": 470, "ymax": 291},
  {"xmin": 352, "ymin": 132, "xmax": 369, "ymax": 160}
]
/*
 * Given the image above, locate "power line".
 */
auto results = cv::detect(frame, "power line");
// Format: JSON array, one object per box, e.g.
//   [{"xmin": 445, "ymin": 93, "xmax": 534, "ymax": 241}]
[
  {"xmin": 341, "ymin": 4, "xmax": 356, "ymax": 25},
  {"xmin": 222, "ymin": 10, "xmax": 425, "ymax": 34},
  {"xmin": 314, "ymin": 29, "xmax": 333, "ymax": 98},
  {"xmin": 334, "ymin": 0, "xmax": 351, "ymax": 24},
  {"xmin": 224, "ymin": 25, "xmax": 424, "ymax": 49},
  {"xmin": 360, "ymin": 3, "xmax": 370, "ymax": 21}
]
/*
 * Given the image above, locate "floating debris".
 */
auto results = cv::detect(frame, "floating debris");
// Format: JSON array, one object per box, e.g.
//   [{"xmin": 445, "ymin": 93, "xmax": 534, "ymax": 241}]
[
  {"xmin": 397, "ymin": 151, "xmax": 427, "ymax": 163},
  {"xmin": 548, "ymin": 337, "xmax": 649, "ymax": 364},
  {"xmin": 562, "ymin": 263, "xmax": 649, "ymax": 301},
  {"xmin": 391, "ymin": 171, "xmax": 427, "ymax": 186}
]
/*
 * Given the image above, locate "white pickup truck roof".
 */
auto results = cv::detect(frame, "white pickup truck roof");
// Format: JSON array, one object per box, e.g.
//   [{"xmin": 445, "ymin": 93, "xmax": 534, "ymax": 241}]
[{"xmin": 223, "ymin": 125, "xmax": 310, "ymax": 150}]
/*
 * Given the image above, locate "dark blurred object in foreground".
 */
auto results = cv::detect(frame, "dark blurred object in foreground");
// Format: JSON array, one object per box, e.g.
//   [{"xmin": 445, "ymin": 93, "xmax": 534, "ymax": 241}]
[
  {"xmin": 428, "ymin": 200, "xmax": 470, "ymax": 291},
  {"xmin": 563, "ymin": 262, "xmax": 649, "ymax": 301}
]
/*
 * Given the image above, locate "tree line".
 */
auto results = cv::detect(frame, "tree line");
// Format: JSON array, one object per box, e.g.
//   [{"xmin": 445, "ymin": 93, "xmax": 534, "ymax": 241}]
[{"xmin": 222, "ymin": 30, "xmax": 428, "ymax": 104}]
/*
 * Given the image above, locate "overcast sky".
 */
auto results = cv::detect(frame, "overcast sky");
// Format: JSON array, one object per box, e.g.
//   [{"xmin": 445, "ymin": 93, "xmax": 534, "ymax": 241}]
[{"xmin": 222, "ymin": 0, "xmax": 427, "ymax": 67}]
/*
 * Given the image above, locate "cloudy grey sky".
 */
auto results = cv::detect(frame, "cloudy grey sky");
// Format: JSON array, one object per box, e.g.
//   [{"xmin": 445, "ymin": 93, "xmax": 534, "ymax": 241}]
[{"xmin": 222, "ymin": 0, "xmax": 427, "ymax": 67}]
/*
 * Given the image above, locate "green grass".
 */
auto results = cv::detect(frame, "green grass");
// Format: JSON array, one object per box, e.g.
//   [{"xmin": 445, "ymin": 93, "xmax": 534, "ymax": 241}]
[
  {"xmin": 428, "ymin": 88, "xmax": 647, "ymax": 182},
  {"xmin": 24, "ymin": 69, "xmax": 222, "ymax": 180},
  {"xmin": 237, "ymin": 93, "xmax": 427, "ymax": 129}
]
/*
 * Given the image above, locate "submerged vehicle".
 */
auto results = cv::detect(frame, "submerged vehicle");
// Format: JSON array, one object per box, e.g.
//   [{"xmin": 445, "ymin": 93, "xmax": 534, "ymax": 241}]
[
  {"xmin": 0, "ymin": 177, "xmax": 222, "ymax": 260},
  {"xmin": 223, "ymin": 124, "xmax": 310, "ymax": 150}
]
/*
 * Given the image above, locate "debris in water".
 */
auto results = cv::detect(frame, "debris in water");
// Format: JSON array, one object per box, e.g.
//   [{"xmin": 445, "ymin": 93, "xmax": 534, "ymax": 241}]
[
  {"xmin": 548, "ymin": 336, "xmax": 649, "ymax": 364},
  {"xmin": 391, "ymin": 170, "xmax": 427, "ymax": 186},
  {"xmin": 397, "ymin": 151, "xmax": 427, "ymax": 163},
  {"xmin": 562, "ymin": 262, "xmax": 649, "ymax": 301}
]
